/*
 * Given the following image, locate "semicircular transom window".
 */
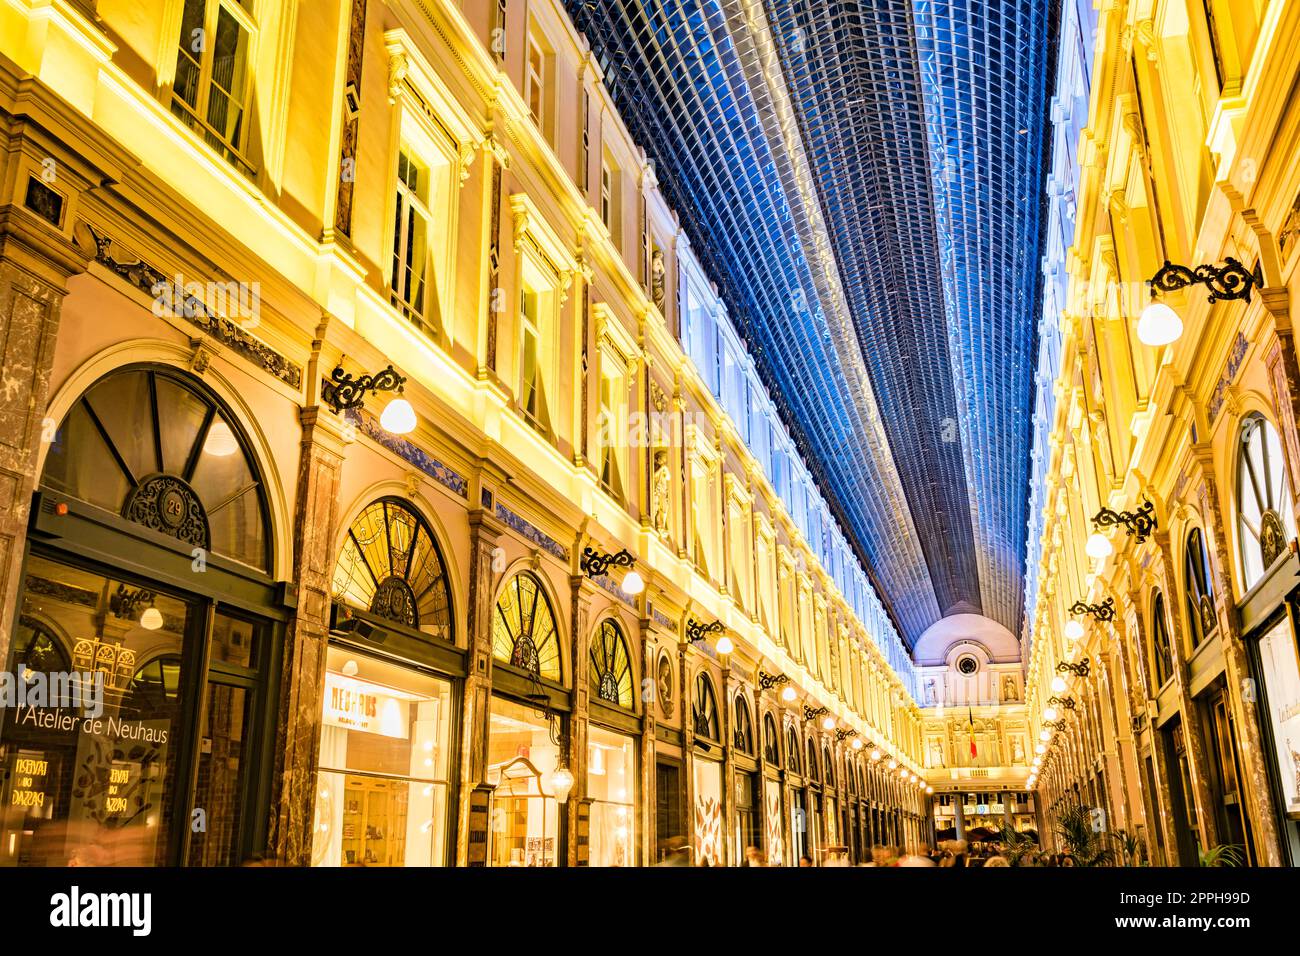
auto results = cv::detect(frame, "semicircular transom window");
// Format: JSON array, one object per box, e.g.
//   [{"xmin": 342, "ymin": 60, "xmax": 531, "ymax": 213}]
[
  {"xmin": 1237, "ymin": 414, "xmax": 1297, "ymax": 590},
  {"xmin": 692, "ymin": 672, "xmax": 719, "ymax": 741},
  {"xmin": 1184, "ymin": 528, "xmax": 1217, "ymax": 648},
  {"xmin": 763, "ymin": 713, "xmax": 780, "ymax": 763},
  {"xmin": 493, "ymin": 571, "xmax": 561, "ymax": 682},
  {"xmin": 733, "ymin": 695, "xmax": 754, "ymax": 754},
  {"xmin": 333, "ymin": 498, "xmax": 453, "ymax": 639},
  {"xmin": 41, "ymin": 367, "xmax": 269, "ymax": 569},
  {"xmin": 590, "ymin": 619, "xmax": 633, "ymax": 708},
  {"xmin": 1150, "ymin": 591, "xmax": 1174, "ymax": 688}
]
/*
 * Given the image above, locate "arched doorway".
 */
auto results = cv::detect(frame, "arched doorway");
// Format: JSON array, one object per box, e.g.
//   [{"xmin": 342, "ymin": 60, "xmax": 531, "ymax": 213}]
[{"xmin": 0, "ymin": 365, "xmax": 282, "ymax": 866}]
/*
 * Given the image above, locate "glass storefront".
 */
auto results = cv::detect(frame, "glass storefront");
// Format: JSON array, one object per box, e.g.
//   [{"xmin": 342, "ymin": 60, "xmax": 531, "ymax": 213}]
[
  {"xmin": 1, "ymin": 557, "xmax": 190, "ymax": 866},
  {"xmin": 764, "ymin": 777, "xmax": 785, "ymax": 865},
  {"xmin": 1258, "ymin": 618, "xmax": 1300, "ymax": 818},
  {"xmin": 311, "ymin": 646, "xmax": 454, "ymax": 866},
  {"xmin": 692, "ymin": 757, "xmax": 723, "ymax": 865},
  {"xmin": 487, "ymin": 696, "xmax": 562, "ymax": 866},
  {"xmin": 587, "ymin": 725, "xmax": 635, "ymax": 866}
]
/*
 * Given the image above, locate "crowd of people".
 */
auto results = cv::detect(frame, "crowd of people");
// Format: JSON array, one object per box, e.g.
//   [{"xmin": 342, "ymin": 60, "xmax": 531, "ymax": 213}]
[{"xmin": 658, "ymin": 837, "xmax": 1068, "ymax": 866}]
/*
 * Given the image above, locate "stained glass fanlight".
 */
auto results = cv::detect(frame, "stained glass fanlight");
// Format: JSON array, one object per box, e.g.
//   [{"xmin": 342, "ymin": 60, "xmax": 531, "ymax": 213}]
[
  {"xmin": 763, "ymin": 713, "xmax": 780, "ymax": 764},
  {"xmin": 733, "ymin": 695, "xmax": 754, "ymax": 754},
  {"xmin": 1237, "ymin": 414, "xmax": 1297, "ymax": 590},
  {"xmin": 333, "ymin": 498, "xmax": 453, "ymax": 639},
  {"xmin": 1183, "ymin": 528, "xmax": 1217, "ymax": 648},
  {"xmin": 1150, "ymin": 590, "xmax": 1174, "ymax": 688},
  {"xmin": 493, "ymin": 571, "xmax": 561, "ymax": 682},
  {"xmin": 692, "ymin": 671, "xmax": 719, "ymax": 741},
  {"xmin": 41, "ymin": 366, "xmax": 268, "ymax": 569},
  {"xmin": 590, "ymin": 618, "xmax": 633, "ymax": 707}
]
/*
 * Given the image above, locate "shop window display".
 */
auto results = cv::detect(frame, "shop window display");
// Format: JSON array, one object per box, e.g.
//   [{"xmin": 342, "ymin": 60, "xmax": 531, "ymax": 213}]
[
  {"xmin": 487, "ymin": 696, "xmax": 563, "ymax": 866},
  {"xmin": 587, "ymin": 725, "xmax": 635, "ymax": 866},
  {"xmin": 692, "ymin": 757, "xmax": 723, "ymax": 865},
  {"xmin": 0, "ymin": 557, "xmax": 191, "ymax": 866},
  {"xmin": 312, "ymin": 647, "xmax": 453, "ymax": 866}
]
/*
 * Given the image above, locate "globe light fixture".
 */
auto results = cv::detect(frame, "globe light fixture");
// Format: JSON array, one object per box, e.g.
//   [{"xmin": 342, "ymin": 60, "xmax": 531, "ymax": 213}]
[
  {"xmin": 715, "ymin": 635, "xmax": 734, "ymax": 655},
  {"xmin": 139, "ymin": 606, "xmax": 164, "ymax": 630},
  {"xmin": 1136, "ymin": 300, "xmax": 1183, "ymax": 346},
  {"xmin": 870, "ymin": 747, "xmax": 882, "ymax": 762},
  {"xmin": 202, "ymin": 421, "xmax": 239, "ymax": 457},
  {"xmin": 822, "ymin": 715, "xmax": 836, "ymax": 732},
  {"xmin": 379, "ymin": 395, "xmax": 417, "ymax": 435},
  {"xmin": 851, "ymin": 737, "xmax": 864, "ymax": 750},
  {"xmin": 1051, "ymin": 675, "xmax": 1068, "ymax": 693},
  {"xmin": 1035, "ymin": 743, "xmax": 1046, "ymax": 754},
  {"xmin": 1085, "ymin": 532, "xmax": 1113, "ymax": 559},
  {"xmin": 781, "ymin": 685, "xmax": 797, "ymax": 702},
  {"xmin": 1039, "ymin": 729, "xmax": 1051, "ymax": 741},
  {"xmin": 926, "ymin": 786, "xmax": 934, "ymax": 795},
  {"xmin": 1064, "ymin": 620, "xmax": 1085, "ymax": 641},
  {"xmin": 1043, "ymin": 706, "xmax": 1058, "ymax": 722},
  {"xmin": 887, "ymin": 758, "xmax": 898, "ymax": 770},
  {"xmin": 620, "ymin": 569, "xmax": 645, "ymax": 596},
  {"xmin": 550, "ymin": 766, "xmax": 575, "ymax": 805}
]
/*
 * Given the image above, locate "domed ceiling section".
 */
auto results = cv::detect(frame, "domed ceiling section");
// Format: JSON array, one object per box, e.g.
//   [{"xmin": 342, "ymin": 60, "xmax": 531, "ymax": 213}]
[{"xmin": 566, "ymin": 0, "xmax": 1058, "ymax": 648}]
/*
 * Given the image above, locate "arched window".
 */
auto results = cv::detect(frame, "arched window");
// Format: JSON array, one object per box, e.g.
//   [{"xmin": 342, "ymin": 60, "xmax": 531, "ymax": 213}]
[
  {"xmin": 692, "ymin": 672, "xmax": 719, "ymax": 741},
  {"xmin": 786, "ymin": 725, "xmax": 802, "ymax": 774},
  {"xmin": 333, "ymin": 498, "xmax": 453, "ymax": 638},
  {"xmin": 763, "ymin": 713, "xmax": 780, "ymax": 764},
  {"xmin": 1183, "ymin": 528, "xmax": 1217, "ymax": 647},
  {"xmin": 1237, "ymin": 414, "xmax": 1296, "ymax": 589},
  {"xmin": 733, "ymin": 695, "xmax": 754, "ymax": 754},
  {"xmin": 42, "ymin": 367, "xmax": 269, "ymax": 569},
  {"xmin": 590, "ymin": 619, "xmax": 633, "ymax": 707},
  {"xmin": 806, "ymin": 739, "xmax": 820, "ymax": 783},
  {"xmin": 1150, "ymin": 590, "xmax": 1174, "ymax": 688},
  {"xmin": 12, "ymin": 619, "xmax": 70, "ymax": 673},
  {"xmin": 493, "ymin": 571, "xmax": 562, "ymax": 681},
  {"xmin": 822, "ymin": 745, "xmax": 835, "ymax": 787}
]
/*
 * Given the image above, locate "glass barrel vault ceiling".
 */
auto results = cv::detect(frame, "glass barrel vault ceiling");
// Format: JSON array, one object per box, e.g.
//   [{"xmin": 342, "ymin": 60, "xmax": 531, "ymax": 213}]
[{"xmin": 566, "ymin": 0, "xmax": 1058, "ymax": 648}]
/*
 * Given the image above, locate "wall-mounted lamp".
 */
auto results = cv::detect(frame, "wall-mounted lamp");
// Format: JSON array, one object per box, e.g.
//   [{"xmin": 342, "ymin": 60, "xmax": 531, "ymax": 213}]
[
  {"xmin": 1069, "ymin": 596, "xmax": 1115, "ymax": 622},
  {"xmin": 835, "ymin": 728, "xmax": 858, "ymax": 742},
  {"xmin": 322, "ymin": 363, "xmax": 416, "ymax": 435},
  {"xmin": 1092, "ymin": 500, "xmax": 1157, "ymax": 545},
  {"xmin": 759, "ymin": 670, "xmax": 791, "ymax": 691},
  {"xmin": 580, "ymin": 546, "xmax": 644, "ymax": 595},
  {"xmin": 686, "ymin": 618, "xmax": 725, "ymax": 645},
  {"xmin": 1138, "ymin": 257, "xmax": 1262, "ymax": 347},
  {"xmin": 1042, "ymin": 719, "xmax": 1065, "ymax": 732},
  {"xmin": 1047, "ymin": 695, "xmax": 1076, "ymax": 711},
  {"xmin": 803, "ymin": 705, "xmax": 829, "ymax": 722},
  {"xmin": 1056, "ymin": 658, "xmax": 1091, "ymax": 679}
]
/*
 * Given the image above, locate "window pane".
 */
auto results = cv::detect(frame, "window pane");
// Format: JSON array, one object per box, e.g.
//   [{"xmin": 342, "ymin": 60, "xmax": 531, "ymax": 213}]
[
  {"xmin": 587, "ymin": 725, "xmax": 635, "ymax": 866},
  {"xmin": 186, "ymin": 682, "xmax": 250, "ymax": 865},
  {"xmin": 312, "ymin": 647, "xmax": 454, "ymax": 867},
  {"xmin": 0, "ymin": 556, "xmax": 192, "ymax": 866},
  {"xmin": 155, "ymin": 376, "xmax": 210, "ymax": 476},
  {"xmin": 487, "ymin": 696, "xmax": 561, "ymax": 866},
  {"xmin": 190, "ymin": 412, "xmax": 265, "ymax": 569},
  {"xmin": 41, "ymin": 403, "xmax": 131, "ymax": 513}
]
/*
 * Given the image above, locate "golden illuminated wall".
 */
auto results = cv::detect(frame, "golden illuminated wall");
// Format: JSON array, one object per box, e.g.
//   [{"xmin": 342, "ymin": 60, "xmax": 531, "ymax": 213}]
[
  {"xmin": 1026, "ymin": 0, "xmax": 1300, "ymax": 865},
  {"xmin": 0, "ymin": 0, "xmax": 928, "ymax": 843}
]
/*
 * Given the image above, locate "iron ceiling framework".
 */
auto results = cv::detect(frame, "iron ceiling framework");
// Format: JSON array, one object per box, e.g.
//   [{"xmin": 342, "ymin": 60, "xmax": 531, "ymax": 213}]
[{"xmin": 567, "ymin": 0, "xmax": 1058, "ymax": 648}]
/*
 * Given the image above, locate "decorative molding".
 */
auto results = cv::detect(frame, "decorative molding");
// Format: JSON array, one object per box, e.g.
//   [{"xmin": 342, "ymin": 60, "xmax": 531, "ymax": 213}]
[
  {"xmin": 88, "ymin": 229, "xmax": 303, "ymax": 389},
  {"xmin": 1208, "ymin": 332, "xmax": 1250, "ymax": 422},
  {"xmin": 493, "ymin": 501, "xmax": 568, "ymax": 560},
  {"xmin": 344, "ymin": 408, "xmax": 467, "ymax": 498}
]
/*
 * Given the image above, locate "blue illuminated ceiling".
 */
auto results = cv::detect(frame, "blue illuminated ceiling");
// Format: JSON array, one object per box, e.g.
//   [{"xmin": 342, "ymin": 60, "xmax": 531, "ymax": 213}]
[{"xmin": 566, "ymin": 0, "xmax": 1058, "ymax": 647}]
